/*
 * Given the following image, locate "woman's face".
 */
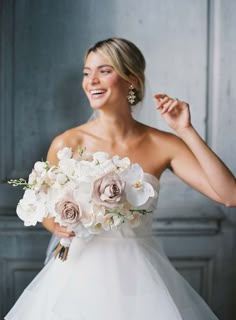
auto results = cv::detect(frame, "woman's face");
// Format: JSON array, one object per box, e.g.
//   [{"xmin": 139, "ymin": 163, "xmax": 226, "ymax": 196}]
[{"xmin": 82, "ymin": 51, "xmax": 129, "ymax": 110}]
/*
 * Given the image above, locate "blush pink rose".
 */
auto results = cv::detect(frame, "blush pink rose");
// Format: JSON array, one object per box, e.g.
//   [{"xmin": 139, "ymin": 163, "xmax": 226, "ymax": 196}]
[
  {"xmin": 55, "ymin": 199, "xmax": 81, "ymax": 224},
  {"xmin": 92, "ymin": 172, "xmax": 125, "ymax": 208}
]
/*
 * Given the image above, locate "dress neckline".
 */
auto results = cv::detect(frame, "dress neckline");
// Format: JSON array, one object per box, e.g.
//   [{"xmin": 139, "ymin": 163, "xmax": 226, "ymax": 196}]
[{"xmin": 143, "ymin": 172, "xmax": 160, "ymax": 190}]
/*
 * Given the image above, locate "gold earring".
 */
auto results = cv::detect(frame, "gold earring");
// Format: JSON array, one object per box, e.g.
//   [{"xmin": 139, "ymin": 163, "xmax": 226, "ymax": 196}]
[{"xmin": 127, "ymin": 84, "xmax": 136, "ymax": 105}]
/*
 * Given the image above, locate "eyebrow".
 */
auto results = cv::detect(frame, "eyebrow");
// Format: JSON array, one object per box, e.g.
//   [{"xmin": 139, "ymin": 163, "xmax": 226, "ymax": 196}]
[{"xmin": 83, "ymin": 64, "xmax": 113, "ymax": 70}]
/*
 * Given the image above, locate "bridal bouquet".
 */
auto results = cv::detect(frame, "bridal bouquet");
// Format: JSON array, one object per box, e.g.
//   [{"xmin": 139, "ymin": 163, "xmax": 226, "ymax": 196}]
[{"xmin": 9, "ymin": 147, "xmax": 157, "ymax": 260}]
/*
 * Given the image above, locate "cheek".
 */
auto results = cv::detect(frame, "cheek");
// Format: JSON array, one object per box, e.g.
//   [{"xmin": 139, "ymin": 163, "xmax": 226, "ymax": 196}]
[
  {"xmin": 82, "ymin": 79, "xmax": 88, "ymax": 93},
  {"xmin": 110, "ymin": 78, "xmax": 128, "ymax": 93}
]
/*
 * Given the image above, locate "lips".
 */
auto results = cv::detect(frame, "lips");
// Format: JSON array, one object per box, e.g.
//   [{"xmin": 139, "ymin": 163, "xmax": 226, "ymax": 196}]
[
  {"xmin": 90, "ymin": 89, "xmax": 106, "ymax": 96},
  {"xmin": 88, "ymin": 89, "xmax": 107, "ymax": 101}
]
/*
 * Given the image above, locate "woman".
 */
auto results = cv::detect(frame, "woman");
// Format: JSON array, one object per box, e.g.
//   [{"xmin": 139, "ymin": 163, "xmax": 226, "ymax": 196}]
[{"xmin": 5, "ymin": 38, "xmax": 236, "ymax": 320}]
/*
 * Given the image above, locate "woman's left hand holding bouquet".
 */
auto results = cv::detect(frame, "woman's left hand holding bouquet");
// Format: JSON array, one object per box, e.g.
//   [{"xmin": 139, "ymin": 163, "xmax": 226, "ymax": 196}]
[{"xmin": 42, "ymin": 216, "xmax": 75, "ymax": 261}]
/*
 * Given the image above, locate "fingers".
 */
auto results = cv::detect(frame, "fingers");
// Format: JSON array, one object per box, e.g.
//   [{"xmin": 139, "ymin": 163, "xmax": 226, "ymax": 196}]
[
  {"xmin": 54, "ymin": 224, "xmax": 75, "ymax": 238},
  {"xmin": 154, "ymin": 93, "xmax": 168, "ymax": 100},
  {"xmin": 155, "ymin": 94, "xmax": 179, "ymax": 114}
]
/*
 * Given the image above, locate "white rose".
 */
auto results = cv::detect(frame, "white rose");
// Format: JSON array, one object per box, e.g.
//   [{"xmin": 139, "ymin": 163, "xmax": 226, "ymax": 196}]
[{"xmin": 57, "ymin": 147, "xmax": 73, "ymax": 160}]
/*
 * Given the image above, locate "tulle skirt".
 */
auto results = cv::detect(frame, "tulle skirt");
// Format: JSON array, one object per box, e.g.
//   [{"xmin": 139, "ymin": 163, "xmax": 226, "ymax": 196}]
[{"xmin": 5, "ymin": 234, "xmax": 219, "ymax": 320}]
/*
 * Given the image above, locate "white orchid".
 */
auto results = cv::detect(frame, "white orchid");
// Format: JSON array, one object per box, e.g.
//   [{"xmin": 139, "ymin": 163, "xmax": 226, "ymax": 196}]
[
  {"xmin": 121, "ymin": 163, "xmax": 155, "ymax": 207},
  {"xmin": 16, "ymin": 189, "xmax": 47, "ymax": 226}
]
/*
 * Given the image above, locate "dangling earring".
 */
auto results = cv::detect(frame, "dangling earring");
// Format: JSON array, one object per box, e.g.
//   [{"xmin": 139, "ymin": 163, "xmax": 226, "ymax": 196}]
[{"xmin": 127, "ymin": 84, "xmax": 136, "ymax": 105}]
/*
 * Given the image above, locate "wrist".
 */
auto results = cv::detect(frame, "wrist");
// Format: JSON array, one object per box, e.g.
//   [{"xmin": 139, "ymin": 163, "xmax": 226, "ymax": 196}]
[
  {"xmin": 42, "ymin": 216, "xmax": 56, "ymax": 234},
  {"xmin": 175, "ymin": 125, "xmax": 195, "ymax": 137}
]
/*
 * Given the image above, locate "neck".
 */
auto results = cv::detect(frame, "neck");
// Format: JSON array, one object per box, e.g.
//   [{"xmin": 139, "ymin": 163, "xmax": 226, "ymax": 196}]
[{"xmin": 94, "ymin": 108, "xmax": 138, "ymax": 142}]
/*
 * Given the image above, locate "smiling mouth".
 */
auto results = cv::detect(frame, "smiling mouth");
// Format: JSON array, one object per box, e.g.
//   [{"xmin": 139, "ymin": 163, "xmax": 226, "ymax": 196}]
[{"xmin": 90, "ymin": 89, "xmax": 106, "ymax": 96}]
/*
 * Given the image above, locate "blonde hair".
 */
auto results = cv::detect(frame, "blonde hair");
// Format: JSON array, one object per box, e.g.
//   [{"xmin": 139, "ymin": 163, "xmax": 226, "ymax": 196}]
[{"xmin": 85, "ymin": 38, "xmax": 146, "ymax": 105}]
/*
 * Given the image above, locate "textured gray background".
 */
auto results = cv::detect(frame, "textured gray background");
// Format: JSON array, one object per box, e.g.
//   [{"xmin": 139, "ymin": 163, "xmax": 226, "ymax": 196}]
[{"xmin": 0, "ymin": 1, "xmax": 236, "ymax": 319}]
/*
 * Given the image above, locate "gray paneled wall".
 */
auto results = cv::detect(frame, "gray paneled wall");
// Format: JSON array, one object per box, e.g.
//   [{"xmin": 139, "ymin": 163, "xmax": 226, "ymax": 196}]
[{"xmin": 0, "ymin": 1, "xmax": 236, "ymax": 319}]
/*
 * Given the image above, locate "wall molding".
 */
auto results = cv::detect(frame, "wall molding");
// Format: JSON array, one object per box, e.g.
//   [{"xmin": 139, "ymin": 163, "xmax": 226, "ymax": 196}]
[
  {"xmin": 0, "ymin": 0, "xmax": 15, "ymax": 182},
  {"xmin": 0, "ymin": 214, "xmax": 224, "ymax": 236},
  {"xmin": 171, "ymin": 257, "xmax": 214, "ymax": 304},
  {"xmin": 2, "ymin": 258, "xmax": 44, "ymax": 316},
  {"xmin": 206, "ymin": 0, "xmax": 221, "ymax": 148}
]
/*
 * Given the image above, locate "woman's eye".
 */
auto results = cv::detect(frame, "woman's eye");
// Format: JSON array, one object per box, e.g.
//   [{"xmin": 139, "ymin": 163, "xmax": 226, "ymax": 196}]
[
  {"xmin": 83, "ymin": 72, "xmax": 89, "ymax": 77},
  {"xmin": 101, "ymin": 69, "xmax": 111, "ymax": 74}
]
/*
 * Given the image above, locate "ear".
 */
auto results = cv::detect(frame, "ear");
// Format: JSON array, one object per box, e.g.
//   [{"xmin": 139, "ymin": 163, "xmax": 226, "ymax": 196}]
[{"xmin": 128, "ymin": 75, "xmax": 139, "ymax": 88}]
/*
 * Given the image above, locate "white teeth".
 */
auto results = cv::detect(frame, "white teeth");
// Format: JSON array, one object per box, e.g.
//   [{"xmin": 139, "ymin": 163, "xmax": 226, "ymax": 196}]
[{"xmin": 90, "ymin": 90, "xmax": 106, "ymax": 95}]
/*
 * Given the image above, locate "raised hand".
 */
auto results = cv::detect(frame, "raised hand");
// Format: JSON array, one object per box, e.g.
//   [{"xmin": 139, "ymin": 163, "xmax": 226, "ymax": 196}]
[{"xmin": 154, "ymin": 94, "xmax": 191, "ymax": 133}]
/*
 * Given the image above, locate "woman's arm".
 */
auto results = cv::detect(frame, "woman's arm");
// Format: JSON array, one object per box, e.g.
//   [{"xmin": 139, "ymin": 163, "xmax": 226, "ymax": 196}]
[
  {"xmin": 154, "ymin": 94, "xmax": 236, "ymax": 206},
  {"xmin": 176, "ymin": 126, "xmax": 236, "ymax": 206}
]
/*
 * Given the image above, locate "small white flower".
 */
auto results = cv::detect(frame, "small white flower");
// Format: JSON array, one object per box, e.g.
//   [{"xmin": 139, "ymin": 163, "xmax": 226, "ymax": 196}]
[
  {"xmin": 46, "ymin": 167, "xmax": 58, "ymax": 183},
  {"xmin": 77, "ymin": 161, "xmax": 96, "ymax": 180},
  {"xmin": 92, "ymin": 152, "xmax": 110, "ymax": 164},
  {"xmin": 112, "ymin": 156, "xmax": 131, "ymax": 171},
  {"xmin": 28, "ymin": 170, "xmax": 37, "ymax": 185},
  {"xmin": 94, "ymin": 212, "xmax": 112, "ymax": 231},
  {"xmin": 56, "ymin": 173, "xmax": 68, "ymax": 185},
  {"xmin": 34, "ymin": 161, "xmax": 47, "ymax": 173},
  {"xmin": 58, "ymin": 158, "xmax": 77, "ymax": 179},
  {"xmin": 112, "ymin": 215, "xmax": 124, "ymax": 227},
  {"xmin": 77, "ymin": 147, "xmax": 93, "ymax": 161},
  {"xmin": 57, "ymin": 147, "xmax": 73, "ymax": 160},
  {"xmin": 119, "ymin": 207, "xmax": 132, "ymax": 218}
]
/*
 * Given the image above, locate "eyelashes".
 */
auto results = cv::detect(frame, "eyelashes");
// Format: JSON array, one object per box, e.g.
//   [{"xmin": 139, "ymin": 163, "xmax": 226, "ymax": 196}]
[{"xmin": 83, "ymin": 69, "xmax": 112, "ymax": 77}]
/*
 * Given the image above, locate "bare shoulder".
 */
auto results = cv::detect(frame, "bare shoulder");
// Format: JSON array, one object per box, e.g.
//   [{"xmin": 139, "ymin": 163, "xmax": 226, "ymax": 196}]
[
  {"xmin": 137, "ymin": 123, "xmax": 187, "ymax": 166},
  {"xmin": 139, "ymin": 122, "xmax": 182, "ymax": 147},
  {"xmin": 47, "ymin": 122, "xmax": 92, "ymax": 164}
]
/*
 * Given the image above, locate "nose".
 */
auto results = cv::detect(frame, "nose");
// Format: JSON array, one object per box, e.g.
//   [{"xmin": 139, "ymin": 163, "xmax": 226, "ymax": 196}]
[{"xmin": 89, "ymin": 72, "xmax": 99, "ymax": 85}]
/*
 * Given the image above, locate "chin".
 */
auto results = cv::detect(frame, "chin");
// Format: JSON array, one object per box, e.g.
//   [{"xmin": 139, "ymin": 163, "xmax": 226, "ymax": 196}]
[
  {"xmin": 90, "ymin": 103, "xmax": 104, "ymax": 110},
  {"xmin": 89, "ymin": 99, "xmax": 110, "ymax": 110}
]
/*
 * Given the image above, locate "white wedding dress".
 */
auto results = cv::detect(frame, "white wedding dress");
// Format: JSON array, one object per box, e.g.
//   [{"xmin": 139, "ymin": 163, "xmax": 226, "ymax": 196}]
[{"xmin": 5, "ymin": 173, "xmax": 219, "ymax": 320}]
